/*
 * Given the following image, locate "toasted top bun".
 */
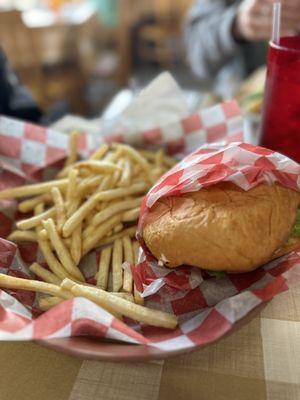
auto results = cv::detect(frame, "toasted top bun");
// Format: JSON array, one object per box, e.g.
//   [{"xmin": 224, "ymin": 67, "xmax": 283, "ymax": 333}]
[{"xmin": 142, "ymin": 183, "xmax": 300, "ymax": 273}]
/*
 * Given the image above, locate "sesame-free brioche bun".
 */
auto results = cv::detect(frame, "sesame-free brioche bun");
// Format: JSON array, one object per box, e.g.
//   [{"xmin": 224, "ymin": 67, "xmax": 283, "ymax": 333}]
[{"xmin": 142, "ymin": 183, "xmax": 300, "ymax": 273}]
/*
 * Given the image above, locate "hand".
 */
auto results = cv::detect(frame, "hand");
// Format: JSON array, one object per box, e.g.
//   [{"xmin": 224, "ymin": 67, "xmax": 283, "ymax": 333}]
[{"xmin": 233, "ymin": 0, "xmax": 300, "ymax": 42}]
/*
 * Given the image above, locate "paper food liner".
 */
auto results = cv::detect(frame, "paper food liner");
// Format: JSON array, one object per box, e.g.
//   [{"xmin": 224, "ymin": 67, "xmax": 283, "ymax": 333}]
[{"xmin": 1, "ymin": 101, "xmax": 300, "ymax": 354}]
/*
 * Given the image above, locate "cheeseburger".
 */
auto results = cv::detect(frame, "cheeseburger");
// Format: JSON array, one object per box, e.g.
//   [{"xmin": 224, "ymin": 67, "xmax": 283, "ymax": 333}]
[{"xmin": 142, "ymin": 183, "xmax": 300, "ymax": 273}]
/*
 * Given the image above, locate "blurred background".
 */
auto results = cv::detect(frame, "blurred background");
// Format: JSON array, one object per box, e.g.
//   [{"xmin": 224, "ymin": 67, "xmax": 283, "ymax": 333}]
[{"xmin": 0, "ymin": 0, "xmax": 198, "ymax": 118}]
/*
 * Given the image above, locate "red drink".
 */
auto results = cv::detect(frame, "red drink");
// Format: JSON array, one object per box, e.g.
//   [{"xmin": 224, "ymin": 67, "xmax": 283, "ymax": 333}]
[{"xmin": 260, "ymin": 37, "xmax": 300, "ymax": 162}]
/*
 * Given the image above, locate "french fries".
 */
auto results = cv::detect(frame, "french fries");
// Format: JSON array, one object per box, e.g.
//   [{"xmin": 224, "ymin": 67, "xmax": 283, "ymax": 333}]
[
  {"xmin": 133, "ymin": 241, "xmax": 144, "ymax": 305},
  {"xmin": 29, "ymin": 262, "xmax": 61, "ymax": 285},
  {"xmin": 74, "ymin": 160, "xmax": 121, "ymax": 174},
  {"xmin": 0, "ymin": 179, "xmax": 69, "ymax": 199},
  {"xmin": 113, "ymin": 144, "xmax": 153, "ymax": 183},
  {"xmin": 35, "ymin": 203, "xmax": 45, "ymax": 236},
  {"xmin": 92, "ymin": 197, "xmax": 142, "ymax": 227},
  {"xmin": 1, "ymin": 139, "xmax": 178, "ymax": 329},
  {"xmin": 122, "ymin": 207, "xmax": 140, "ymax": 222},
  {"xmin": 82, "ymin": 214, "xmax": 122, "ymax": 255},
  {"xmin": 62, "ymin": 278, "xmax": 177, "ymax": 329},
  {"xmin": 122, "ymin": 236, "xmax": 134, "ymax": 293},
  {"xmin": 43, "ymin": 218, "xmax": 85, "ymax": 282},
  {"xmin": 38, "ymin": 296, "xmax": 63, "ymax": 311},
  {"xmin": 97, "ymin": 245, "xmax": 112, "ymax": 290},
  {"xmin": 7, "ymin": 230, "xmax": 37, "ymax": 243},
  {"xmin": 70, "ymin": 223, "xmax": 82, "ymax": 265},
  {"xmin": 66, "ymin": 169, "xmax": 78, "ymax": 202},
  {"xmin": 89, "ymin": 143, "xmax": 109, "ymax": 160},
  {"xmin": 16, "ymin": 207, "xmax": 55, "ymax": 230},
  {"xmin": 0, "ymin": 273, "xmax": 72, "ymax": 299},
  {"xmin": 38, "ymin": 292, "xmax": 133, "ymax": 312},
  {"xmin": 112, "ymin": 238, "xmax": 123, "ymax": 292},
  {"xmin": 37, "ymin": 236, "xmax": 74, "ymax": 280},
  {"xmin": 96, "ymin": 226, "xmax": 137, "ymax": 247},
  {"xmin": 64, "ymin": 130, "xmax": 79, "ymax": 167},
  {"xmin": 51, "ymin": 187, "xmax": 66, "ymax": 233},
  {"xmin": 18, "ymin": 194, "xmax": 52, "ymax": 213},
  {"xmin": 118, "ymin": 157, "xmax": 132, "ymax": 187}
]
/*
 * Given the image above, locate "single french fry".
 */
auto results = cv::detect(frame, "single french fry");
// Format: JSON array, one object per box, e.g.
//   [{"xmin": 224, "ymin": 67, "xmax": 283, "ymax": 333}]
[
  {"xmin": 61, "ymin": 278, "xmax": 177, "ymax": 329},
  {"xmin": 38, "ymin": 296, "xmax": 64, "ymax": 311},
  {"xmin": 82, "ymin": 214, "xmax": 122, "ymax": 255},
  {"xmin": 112, "ymin": 238, "xmax": 123, "ymax": 292},
  {"xmin": 97, "ymin": 246, "xmax": 112, "ymax": 290},
  {"xmin": 112, "ymin": 292, "xmax": 134, "ymax": 302},
  {"xmin": 34, "ymin": 202, "xmax": 45, "ymax": 235},
  {"xmin": 0, "ymin": 273, "xmax": 72, "ymax": 299},
  {"xmin": 133, "ymin": 241, "xmax": 144, "ymax": 305},
  {"xmin": 133, "ymin": 164, "xmax": 142, "ymax": 177},
  {"xmin": 64, "ymin": 237, "xmax": 72, "ymax": 247},
  {"xmin": 38, "ymin": 229, "xmax": 48, "ymax": 240},
  {"xmin": 97, "ymin": 226, "xmax": 137, "ymax": 247},
  {"xmin": 65, "ymin": 130, "xmax": 79, "ymax": 167},
  {"xmin": 51, "ymin": 187, "xmax": 66, "ymax": 233},
  {"xmin": 122, "ymin": 236, "xmax": 134, "ymax": 293},
  {"xmin": 66, "ymin": 169, "xmax": 78, "ymax": 202},
  {"xmin": 113, "ymin": 223, "xmax": 123, "ymax": 234},
  {"xmin": 92, "ymin": 197, "xmax": 142, "ymax": 227},
  {"xmin": 118, "ymin": 157, "xmax": 132, "ymax": 187},
  {"xmin": 7, "ymin": 230, "xmax": 37, "ymax": 243},
  {"xmin": 70, "ymin": 223, "xmax": 82, "ymax": 265},
  {"xmin": 82, "ymin": 224, "xmax": 95, "ymax": 240},
  {"xmin": 97, "ymin": 174, "xmax": 113, "ymax": 191},
  {"xmin": 75, "ymin": 160, "xmax": 121, "ymax": 174},
  {"xmin": 77, "ymin": 175, "xmax": 103, "ymax": 196},
  {"xmin": 38, "ymin": 237, "xmax": 71, "ymax": 280},
  {"xmin": 0, "ymin": 179, "xmax": 69, "ymax": 199},
  {"xmin": 29, "ymin": 262, "xmax": 61, "ymax": 285},
  {"xmin": 111, "ymin": 159, "xmax": 122, "ymax": 186},
  {"xmin": 67, "ymin": 198, "xmax": 81, "ymax": 218},
  {"xmin": 155, "ymin": 149, "xmax": 164, "ymax": 167},
  {"xmin": 16, "ymin": 207, "xmax": 55, "ymax": 230},
  {"xmin": 85, "ymin": 208, "xmax": 98, "ymax": 225},
  {"xmin": 133, "ymin": 284, "xmax": 143, "ymax": 305},
  {"xmin": 34, "ymin": 202, "xmax": 44, "ymax": 215},
  {"xmin": 133, "ymin": 240, "xmax": 140, "ymax": 264},
  {"xmin": 43, "ymin": 219, "xmax": 84, "ymax": 282},
  {"xmin": 39, "ymin": 291, "xmax": 133, "ymax": 312},
  {"xmin": 89, "ymin": 143, "xmax": 109, "ymax": 160},
  {"xmin": 18, "ymin": 194, "xmax": 52, "ymax": 213},
  {"xmin": 104, "ymin": 148, "xmax": 122, "ymax": 163},
  {"xmin": 122, "ymin": 207, "xmax": 140, "ymax": 222}
]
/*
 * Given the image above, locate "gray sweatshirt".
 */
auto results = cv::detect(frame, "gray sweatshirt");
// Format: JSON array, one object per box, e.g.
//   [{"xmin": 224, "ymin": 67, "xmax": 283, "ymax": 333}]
[{"xmin": 185, "ymin": 0, "xmax": 266, "ymax": 95}]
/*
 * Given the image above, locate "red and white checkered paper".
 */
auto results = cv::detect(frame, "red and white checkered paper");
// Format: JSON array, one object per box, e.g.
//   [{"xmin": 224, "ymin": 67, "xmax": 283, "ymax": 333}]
[{"xmin": 1, "ymin": 101, "xmax": 300, "ymax": 354}]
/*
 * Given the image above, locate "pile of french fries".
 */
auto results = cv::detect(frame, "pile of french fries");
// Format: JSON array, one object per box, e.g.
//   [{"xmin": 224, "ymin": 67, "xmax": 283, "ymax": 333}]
[{"xmin": 0, "ymin": 133, "xmax": 178, "ymax": 329}]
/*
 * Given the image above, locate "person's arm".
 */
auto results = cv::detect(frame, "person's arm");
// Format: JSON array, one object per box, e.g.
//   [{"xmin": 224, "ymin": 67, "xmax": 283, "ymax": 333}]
[
  {"xmin": 0, "ymin": 48, "xmax": 42, "ymax": 122},
  {"xmin": 184, "ymin": 0, "xmax": 240, "ymax": 82}
]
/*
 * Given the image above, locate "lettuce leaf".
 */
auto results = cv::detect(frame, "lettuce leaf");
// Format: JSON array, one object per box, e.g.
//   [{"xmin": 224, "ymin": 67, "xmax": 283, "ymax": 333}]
[
  {"xmin": 291, "ymin": 209, "xmax": 300, "ymax": 238},
  {"xmin": 207, "ymin": 271, "xmax": 226, "ymax": 279}
]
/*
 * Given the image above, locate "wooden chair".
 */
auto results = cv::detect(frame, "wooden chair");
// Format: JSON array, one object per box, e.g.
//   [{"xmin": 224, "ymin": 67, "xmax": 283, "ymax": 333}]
[
  {"xmin": 115, "ymin": 0, "xmax": 193, "ymax": 85},
  {"xmin": 0, "ymin": 9, "xmax": 87, "ymax": 113},
  {"xmin": 137, "ymin": 0, "xmax": 193, "ymax": 68}
]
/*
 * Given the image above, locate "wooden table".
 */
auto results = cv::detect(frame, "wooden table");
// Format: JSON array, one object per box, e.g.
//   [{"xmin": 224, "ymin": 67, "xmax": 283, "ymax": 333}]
[{"xmin": 1, "ymin": 285, "xmax": 299, "ymax": 400}]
